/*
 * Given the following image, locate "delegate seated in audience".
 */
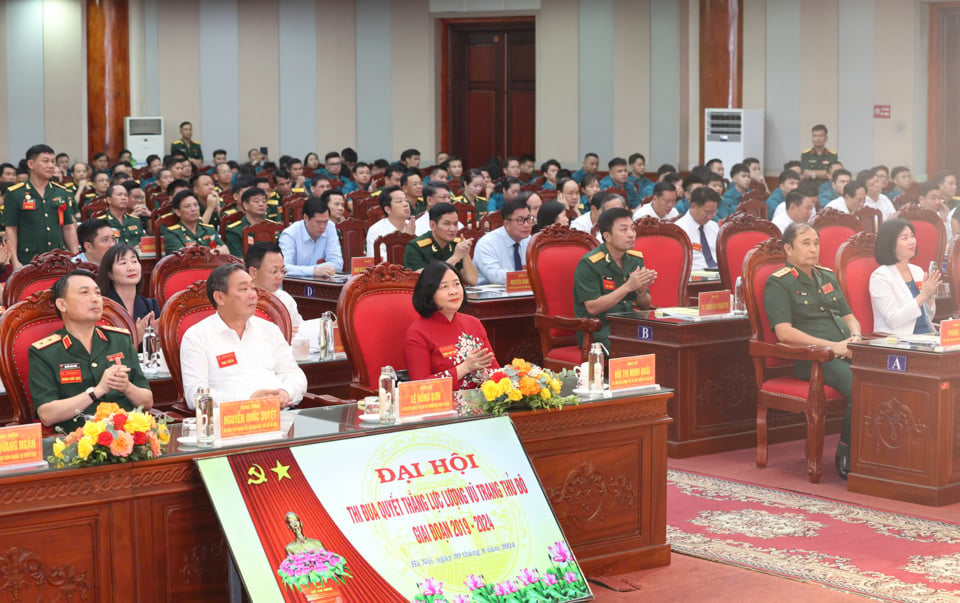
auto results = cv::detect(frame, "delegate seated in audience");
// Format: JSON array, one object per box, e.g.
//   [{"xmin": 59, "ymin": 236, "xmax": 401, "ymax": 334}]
[
  {"xmin": 246, "ymin": 242, "xmax": 302, "ymax": 333},
  {"xmin": 517, "ymin": 190, "xmax": 543, "ymax": 222},
  {"xmin": 912, "ymin": 181, "xmax": 953, "ymax": 239},
  {"xmin": 534, "ymin": 200, "xmax": 569, "ymax": 233},
  {"xmin": 766, "ymin": 223, "xmax": 860, "ymax": 478},
  {"xmin": 719, "ymin": 163, "xmax": 751, "ymax": 220},
  {"xmin": 887, "ymin": 166, "xmax": 912, "ymax": 201},
  {"xmin": 310, "ymin": 174, "xmax": 332, "ymax": 199},
  {"xmin": 633, "ymin": 181, "xmax": 679, "ymax": 221},
  {"xmin": 446, "ymin": 156, "xmax": 464, "ymax": 181},
  {"xmin": 571, "ymin": 190, "xmax": 627, "ymax": 234},
  {"xmin": 474, "ymin": 198, "xmax": 533, "ymax": 285},
  {"xmin": 455, "ymin": 169, "xmax": 488, "ymax": 215},
  {"xmin": 95, "ymin": 244, "xmax": 160, "ymax": 345},
  {"xmin": 869, "ymin": 218, "xmax": 938, "ymax": 337},
  {"xmin": 28, "ymin": 270, "xmax": 153, "ymax": 434},
  {"xmin": 936, "ymin": 170, "xmax": 959, "ymax": 211},
  {"xmin": 540, "ymin": 159, "xmax": 561, "ymax": 190},
  {"xmin": 817, "ymin": 162, "xmax": 845, "ymax": 205},
  {"xmin": 675, "ymin": 187, "xmax": 721, "ymax": 270},
  {"xmin": 366, "ymin": 185, "xmax": 416, "ymax": 258},
  {"xmin": 75, "ymin": 218, "xmax": 116, "ymax": 264},
  {"xmin": 858, "ymin": 168, "xmax": 896, "ymax": 219},
  {"xmin": 191, "ymin": 173, "xmax": 225, "ymax": 227},
  {"xmin": 102, "ymin": 184, "xmax": 144, "ymax": 248},
  {"xmin": 824, "ymin": 181, "xmax": 867, "ymax": 214},
  {"xmin": 573, "ymin": 207, "xmax": 656, "ymax": 351},
  {"xmin": 161, "ymin": 190, "xmax": 229, "ymax": 255},
  {"xmin": 425, "ymin": 166, "xmax": 448, "ymax": 187},
  {"xmin": 773, "ymin": 190, "xmax": 817, "ymax": 234},
  {"xmin": 744, "ymin": 157, "xmax": 767, "ymax": 193},
  {"xmin": 180, "ymin": 264, "xmax": 307, "ymax": 409},
  {"xmin": 415, "ymin": 183, "xmax": 458, "ymax": 235},
  {"xmin": 486, "ymin": 176, "xmax": 521, "ymax": 213},
  {"xmin": 765, "ymin": 170, "xmax": 801, "ymax": 218},
  {"xmin": 556, "ymin": 178, "xmax": 581, "ymax": 216},
  {"xmin": 571, "ymin": 152, "xmax": 599, "ymax": 185},
  {"xmin": 278, "ymin": 193, "xmax": 343, "ymax": 277},
  {"xmin": 404, "ymin": 202, "xmax": 477, "ymax": 284},
  {"xmin": 579, "ymin": 173, "xmax": 601, "ymax": 213},
  {"xmin": 628, "ymin": 153, "xmax": 655, "ymax": 198},
  {"xmin": 224, "ymin": 188, "xmax": 279, "ymax": 258},
  {"xmin": 516, "ymin": 154, "xmax": 536, "ymax": 185},
  {"xmin": 401, "ymin": 148, "xmax": 421, "ymax": 170},
  {"xmin": 599, "ymin": 157, "xmax": 641, "ymax": 208},
  {"xmin": 401, "ymin": 170, "xmax": 425, "ymax": 214},
  {"xmin": 403, "ymin": 261, "xmax": 498, "ymax": 389}
]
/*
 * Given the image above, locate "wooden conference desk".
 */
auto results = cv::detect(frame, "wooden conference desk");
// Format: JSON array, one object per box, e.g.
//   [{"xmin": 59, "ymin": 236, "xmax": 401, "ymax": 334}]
[
  {"xmin": 0, "ymin": 389, "xmax": 672, "ymax": 601},
  {"xmin": 849, "ymin": 338, "xmax": 960, "ymax": 506},
  {"xmin": 608, "ymin": 310, "xmax": 840, "ymax": 458}
]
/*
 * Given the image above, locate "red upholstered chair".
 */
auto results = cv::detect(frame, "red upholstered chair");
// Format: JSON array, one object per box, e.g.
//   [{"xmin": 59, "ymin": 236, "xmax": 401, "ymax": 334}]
[
  {"xmin": 337, "ymin": 218, "xmax": 368, "ymax": 268},
  {"xmin": 526, "ymin": 225, "xmax": 602, "ymax": 371},
  {"xmin": 716, "ymin": 213, "xmax": 780, "ymax": 290},
  {"xmin": 854, "ymin": 205, "xmax": 883, "ymax": 234},
  {"xmin": 835, "ymin": 232, "xmax": 878, "ymax": 335},
  {"xmin": 337, "ymin": 263, "xmax": 421, "ymax": 392},
  {"xmin": 455, "ymin": 203, "xmax": 477, "ymax": 229},
  {"xmin": 538, "ymin": 189, "xmax": 558, "ymax": 202},
  {"xmin": 366, "ymin": 206, "xmax": 385, "ymax": 224},
  {"xmin": 3, "ymin": 249, "xmax": 98, "ymax": 307},
  {"xmin": 157, "ymin": 281, "xmax": 292, "ymax": 406},
  {"xmin": 283, "ymin": 195, "xmax": 308, "ymax": 226},
  {"xmin": 149, "ymin": 246, "xmax": 241, "ymax": 308},
  {"xmin": 892, "ymin": 189, "xmax": 919, "ymax": 209},
  {"xmin": 481, "ymin": 211, "xmax": 503, "ymax": 232},
  {"xmin": 347, "ymin": 191, "xmax": 372, "ymax": 218},
  {"xmin": 447, "ymin": 178, "xmax": 463, "ymax": 196},
  {"xmin": 242, "ymin": 220, "xmax": 284, "ymax": 255},
  {"xmin": 742, "ymin": 239, "xmax": 847, "ymax": 483},
  {"xmin": 812, "ymin": 208, "xmax": 862, "ymax": 270},
  {"xmin": 520, "ymin": 183, "xmax": 539, "ymax": 192},
  {"xmin": 602, "ymin": 187, "xmax": 629, "ymax": 199},
  {"xmin": 742, "ymin": 189, "xmax": 768, "ymax": 204},
  {"xmin": 218, "ymin": 210, "xmax": 243, "ymax": 240},
  {"xmin": 632, "ymin": 217, "xmax": 692, "ymax": 307},
  {"xmin": 897, "ymin": 205, "xmax": 946, "ymax": 271},
  {"xmin": 374, "ymin": 232, "xmax": 415, "ymax": 265},
  {"xmin": 0, "ymin": 290, "xmax": 135, "ymax": 426},
  {"xmin": 82, "ymin": 198, "xmax": 107, "ymax": 220},
  {"xmin": 357, "ymin": 197, "xmax": 381, "ymax": 222},
  {"xmin": 734, "ymin": 201, "xmax": 768, "ymax": 220}
]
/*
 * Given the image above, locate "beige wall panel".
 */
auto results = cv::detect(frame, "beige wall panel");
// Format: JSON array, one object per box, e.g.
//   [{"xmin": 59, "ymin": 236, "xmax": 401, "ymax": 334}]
[
  {"xmin": 237, "ymin": 0, "xmax": 280, "ymax": 160},
  {"xmin": 43, "ymin": 0, "xmax": 85, "ymax": 161},
  {"xmin": 536, "ymin": 0, "xmax": 579, "ymax": 165},
  {"xmin": 682, "ymin": 0, "xmax": 698, "ymax": 169},
  {"xmin": 0, "ymin": 3, "xmax": 9, "ymax": 162},
  {"xmin": 391, "ymin": 0, "xmax": 435, "ymax": 160},
  {"xmin": 741, "ymin": 0, "xmax": 765, "ymax": 111},
  {"xmin": 129, "ymin": 0, "xmax": 146, "ymax": 118},
  {"xmin": 799, "ymin": 0, "xmax": 838, "ymax": 151},
  {"xmin": 157, "ymin": 0, "xmax": 200, "ymax": 147},
  {"xmin": 317, "ymin": 0, "xmax": 358, "ymax": 152},
  {"xmin": 613, "ymin": 0, "xmax": 650, "ymax": 159},
  {"xmin": 873, "ymin": 0, "xmax": 915, "ymax": 168}
]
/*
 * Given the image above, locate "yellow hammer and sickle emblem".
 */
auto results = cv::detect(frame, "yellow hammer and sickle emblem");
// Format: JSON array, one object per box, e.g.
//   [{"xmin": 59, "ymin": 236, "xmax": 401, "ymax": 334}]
[{"xmin": 247, "ymin": 464, "xmax": 267, "ymax": 485}]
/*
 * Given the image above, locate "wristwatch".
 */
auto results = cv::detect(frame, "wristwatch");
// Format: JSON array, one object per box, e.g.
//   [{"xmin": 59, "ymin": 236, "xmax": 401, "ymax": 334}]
[{"xmin": 85, "ymin": 387, "xmax": 99, "ymax": 404}]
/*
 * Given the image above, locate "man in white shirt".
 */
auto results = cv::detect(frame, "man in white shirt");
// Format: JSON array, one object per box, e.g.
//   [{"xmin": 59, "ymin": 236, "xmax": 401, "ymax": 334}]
[
  {"xmin": 366, "ymin": 185, "xmax": 416, "ymax": 258},
  {"xmin": 415, "ymin": 182, "xmax": 461, "ymax": 235},
  {"xmin": 824, "ymin": 181, "xmax": 867, "ymax": 214},
  {"xmin": 246, "ymin": 241, "xmax": 303, "ymax": 332},
  {"xmin": 859, "ymin": 168, "xmax": 897, "ymax": 219},
  {"xmin": 773, "ymin": 190, "xmax": 817, "ymax": 234},
  {"xmin": 180, "ymin": 264, "xmax": 307, "ymax": 409},
  {"xmin": 633, "ymin": 182, "xmax": 679, "ymax": 221},
  {"xmin": 473, "ymin": 198, "xmax": 533, "ymax": 285},
  {"xmin": 675, "ymin": 187, "xmax": 720, "ymax": 271},
  {"xmin": 571, "ymin": 190, "xmax": 628, "ymax": 234}
]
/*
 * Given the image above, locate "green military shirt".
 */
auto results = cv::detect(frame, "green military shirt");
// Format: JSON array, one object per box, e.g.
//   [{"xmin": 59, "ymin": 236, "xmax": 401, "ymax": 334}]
[
  {"xmin": 28, "ymin": 325, "xmax": 149, "ymax": 435},
  {"xmin": 800, "ymin": 147, "xmax": 838, "ymax": 179},
  {"xmin": 104, "ymin": 211, "xmax": 144, "ymax": 247},
  {"xmin": 573, "ymin": 243, "xmax": 645, "ymax": 349},
  {"xmin": 170, "ymin": 138, "xmax": 203, "ymax": 161},
  {"xmin": 454, "ymin": 195, "xmax": 487, "ymax": 215},
  {"xmin": 266, "ymin": 192, "xmax": 283, "ymax": 223},
  {"xmin": 161, "ymin": 221, "xmax": 223, "ymax": 255},
  {"xmin": 403, "ymin": 232, "xmax": 464, "ymax": 272},
  {"xmin": 764, "ymin": 263, "xmax": 851, "ymax": 342},
  {"xmin": 3, "ymin": 180, "xmax": 76, "ymax": 265},
  {"xmin": 224, "ymin": 216, "xmax": 280, "ymax": 258}
]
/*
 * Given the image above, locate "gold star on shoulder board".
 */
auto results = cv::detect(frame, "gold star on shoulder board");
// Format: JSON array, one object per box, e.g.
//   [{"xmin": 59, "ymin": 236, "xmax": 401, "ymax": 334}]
[{"xmin": 271, "ymin": 460, "xmax": 292, "ymax": 481}]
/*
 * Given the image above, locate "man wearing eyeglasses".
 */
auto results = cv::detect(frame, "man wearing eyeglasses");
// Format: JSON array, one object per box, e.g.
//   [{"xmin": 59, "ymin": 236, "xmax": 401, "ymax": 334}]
[
  {"xmin": 473, "ymin": 197, "xmax": 533, "ymax": 285},
  {"xmin": 246, "ymin": 241, "xmax": 302, "ymax": 333}
]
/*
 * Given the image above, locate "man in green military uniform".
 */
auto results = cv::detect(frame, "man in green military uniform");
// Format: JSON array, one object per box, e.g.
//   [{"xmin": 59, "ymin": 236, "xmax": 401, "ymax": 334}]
[
  {"xmin": 225, "ymin": 188, "xmax": 280, "ymax": 258},
  {"xmin": 161, "ymin": 190, "xmax": 228, "ymax": 255},
  {"xmin": 28, "ymin": 270, "xmax": 153, "ymax": 434},
  {"xmin": 573, "ymin": 207, "xmax": 657, "ymax": 350},
  {"xmin": 403, "ymin": 202, "xmax": 478, "ymax": 285},
  {"xmin": 800, "ymin": 124, "xmax": 838, "ymax": 186},
  {"xmin": 103, "ymin": 184, "xmax": 144, "ymax": 247},
  {"xmin": 3, "ymin": 144, "xmax": 80, "ymax": 270},
  {"xmin": 171, "ymin": 121, "xmax": 204, "ymax": 169},
  {"xmin": 764, "ymin": 222, "xmax": 862, "ymax": 479}
]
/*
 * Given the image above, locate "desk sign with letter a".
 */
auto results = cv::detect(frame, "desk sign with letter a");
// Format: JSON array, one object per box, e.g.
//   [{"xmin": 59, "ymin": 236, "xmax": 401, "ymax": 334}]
[
  {"xmin": 942, "ymin": 319, "xmax": 960, "ymax": 347},
  {"xmin": 609, "ymin": 354, "xmax": 657, "ymax": 391},
  {"xmin": 698, "ymin": 290, "xmax": 731, "ymax": 316},
  {"xmin": 505, "ymin": 271, "xmax": 532, "ymax": 293},
  {"xmin": 398, "ymin": 378, "xmax": 454, "ymax": 418}
]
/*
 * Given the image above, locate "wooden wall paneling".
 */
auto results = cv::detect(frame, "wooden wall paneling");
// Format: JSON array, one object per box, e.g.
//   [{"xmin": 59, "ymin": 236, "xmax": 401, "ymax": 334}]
[
  {"xmin": 85, "ymin": 0, "xmax": 130, "ymax": 161},
  {"xmin": 698, "ymin": 0, "xmax": 743, "ymax": 164}
]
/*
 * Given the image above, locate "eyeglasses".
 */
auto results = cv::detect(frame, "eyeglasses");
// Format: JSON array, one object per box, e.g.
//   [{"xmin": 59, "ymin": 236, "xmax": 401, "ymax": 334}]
[{"xmin": 507, "ymin": 216, "xmax": 535, "ymax": 224}]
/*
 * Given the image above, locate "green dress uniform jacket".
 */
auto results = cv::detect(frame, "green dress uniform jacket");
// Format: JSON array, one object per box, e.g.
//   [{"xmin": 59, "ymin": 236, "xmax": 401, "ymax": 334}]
[
  {"xmin": 454, "ymin": 195, "xmax": 487, "ymax": 215},
  {"xmin": 170, "ymin": 138, "xmax": 203, "ymax": 161},
  {"xmin": 28, "ymin": 326, "xmax": 149, "ymax": 434},
  {"xmin": 3, "ymin": 180, "xmax": 76, "ymax": 265},
  {"xmin": 573, "ymin": 243, "xmax": 645, "ymax": 349},
  {"xmin": 104, "ymin": 211, "xmax": 144, "ymax": 247},
  {"xmin": 161, "ymin": 222, "xmax": 222, "ymax": 255},
  {"xmin": 266, "ymin": 192, "xmax": 283, "ymax": 223},
  {"xmin": 403, "ymin": 233, "xmax": 464, "ymax": 272},
  {"xmin": 800, "ymin": 147, "xmax": 838, "ymax": 186},
  {"xmin": 224, "ymin": 216, "xmax": 279, "ymax": 258}
]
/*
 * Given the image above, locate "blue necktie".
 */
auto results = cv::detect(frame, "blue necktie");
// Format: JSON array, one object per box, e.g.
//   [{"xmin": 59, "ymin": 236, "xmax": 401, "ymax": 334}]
[
  {"xmin": 513, "ymin": 242, "xmax": 522, "ymax": 271},
  {"xmin": 699, "ymin": 225, "xmax": 717, "ymax": 268}
]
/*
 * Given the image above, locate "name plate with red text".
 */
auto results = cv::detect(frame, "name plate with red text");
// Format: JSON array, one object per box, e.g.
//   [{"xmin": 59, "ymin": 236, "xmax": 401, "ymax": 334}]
[
  {"xmin": 698, "ymin": 290, "xmax": 732, "ymax": 316},
  {"xmin": 942, "ymin": 319, "xmax": 960, "ymax": 346},
  {"xmin": 398, "ymin": 378, "xmax": 454, "ymax": 418},
  {"xmin": 352, "ymin": 256, "xmax": 375, "ymax": 274},
  {"xmin": 219, "ymin": 397, "xmax": 282, "ymax": 440},
  {"xmin": 333, "ymin": 324, "xmax": 344, "ymax": 353},
  {"xmin": 609, "ymin": 354, "xmax": 656, "ymax": 391},
  {"xmin": 0, "ymin": 424, "xmax": 43, "ymax": 469},
  {"xmin": 505, "ymin": 271, "xmax": 531, "ymax": 293},
  {"xmin": 140, "ymin": 236, "xmax": 157, "ymax": 255}
]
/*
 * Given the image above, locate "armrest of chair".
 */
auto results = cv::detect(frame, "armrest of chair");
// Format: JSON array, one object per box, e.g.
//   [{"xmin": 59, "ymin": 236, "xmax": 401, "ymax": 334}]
[
  {"xmin": 534, "ymin": 314, "xmax": 603, "ymax": 333},
  {"xmin": 300, "ymin": 392, "xmax": 352, "ymax": 407},
  {"xmin": 749, "ymin": 340, "xmax": 836, "ymax": 363}
]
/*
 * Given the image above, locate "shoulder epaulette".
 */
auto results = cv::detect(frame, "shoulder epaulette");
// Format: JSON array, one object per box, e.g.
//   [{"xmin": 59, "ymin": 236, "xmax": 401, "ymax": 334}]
[
  {"xmin": 226, "ymin": 221, "xmax": 242, "ymax": 230},
  {"xmin": 801, "ymin": 148, "xmax": 812, "ymax": 154},
  {"xmin": 266, "ymin": 218, "xmax": 280, "ymax": 224},
  {"xmin": 371, "ymin": 190, "xmax": 382, "ymax": 197},
  {"xmin": 193, "ymin": 139, "xmax": 200, "ymax": 144},
  {"xmin": 50, "ymin": 181, "xmax": 68, "ymax": 190},
  {"xmin": 99, "ymin": 325, "xmax": 131, "ymax": 335},
  {"xmin": 201, "ymin": 222, "xmax": 214, "ymax": 228},
  {"xmin": 417, "ymin": 237, "xmax": 433, "ymax": 248},
  {"xmin": 816, "ymin": 265, "xmax": 834, "ymax": 272},
  {"xmin": 172, "ymin": 139, "xmax": 182, "ymax": 144},
  {"xmin": 588, "ymin": 251, "xmax": 605, "ymax": 263},
  {"xmin": 291, "ymin": 187, "xmax": 305, "ymax": 194},
  {"xmin": 31, "ymin": 333, "xmax": 62, "ymax": 349},
  {"xmin": 7, "ymin": 182, "xmax": 25, "ymax": 192},
  {"xmin": 827, "ymin": 149, "xmax": 836, "ymax": 154},
  {"xmin": 167, "ymin": 223, "xmax": 182, "ymax": 231},
  {"xmin": 773, "ymin": 267, "xmax": 792, "ymax": 278},
  {"xmin": 626, "ymin": 249, "xmax": 643, "ymax": 258},
  {"xmin": 477, "ymin": 196, "xmax": 487, "ymax": 201}
]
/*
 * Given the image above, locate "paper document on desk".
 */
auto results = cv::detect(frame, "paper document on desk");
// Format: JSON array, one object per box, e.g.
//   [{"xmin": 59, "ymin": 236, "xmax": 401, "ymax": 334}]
[{"xmin": 656, "ymin": 307, "xmax": 700, "ymax": 318}]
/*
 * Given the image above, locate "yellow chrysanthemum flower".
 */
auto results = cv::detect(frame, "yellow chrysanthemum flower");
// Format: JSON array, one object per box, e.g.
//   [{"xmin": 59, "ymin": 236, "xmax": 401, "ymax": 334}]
[
  {"xmin": 77, "ymin": 436, "xmax": 94, "ymax": 460},
  {"xmin": 156, "ymin": 424, "xmax": 170, "ymax": 445},
  {"xmin": 52, "ymin": 438, "xmax": 66, "ymax": 459},
  {"xmin": 123, "ymin": 412, "xmax": 151, "ymax": 434},
  {"xmin": 550, "ymin": 379, "xmax": 562, "ymax": 393},
  {"xmin": 507, "ymin": 388, "xmax": 523, "ymax": 402},
  {"xmin": 497, "ymin": 378, "xmax": 513, "ymax": 396},
  {"xmin": 540, "ymin": 388, "xmax": 552, "ymax": 400},
  {"xmin": 82, "ymin": 419, "xmax": 104, "ymax": 439},
  {"xmin": 481, "ymin": 381, "xmax": 500, "ymax": 402}
]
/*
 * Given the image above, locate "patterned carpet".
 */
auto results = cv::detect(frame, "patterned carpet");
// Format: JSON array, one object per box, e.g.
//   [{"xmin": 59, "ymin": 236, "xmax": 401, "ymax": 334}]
[{"xmin": 667, "ymin": 470, "xmax": 960, "ymax": 602}]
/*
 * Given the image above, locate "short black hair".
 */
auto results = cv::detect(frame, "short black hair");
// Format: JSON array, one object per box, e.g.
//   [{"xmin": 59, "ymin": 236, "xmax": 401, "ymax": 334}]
[
  {"xmin": 167, "ymin": 178, "xmax": 189, "ymax": 196},
  {"xmin": 743, "ymin": 157, "xmax": 760, "ymax": 168},
  {"xmin": 303, "ymin": 196, "xmax": 329, "ymax": 218},
  {"xmin": 682, "ymin": 174, "xmax": 702, "ymax": 192},
  {"xmin": 96, "ymin": 244, "xmax": 141, "ymax": 294},
  {"xmin": 935, "ymin": 170, "xmax": 956, "ymax": 187},
  {"xmin": 843, "ymin": 181, "xmax": 865, "ymax": 198},
  {"xmin": 341, "ymin": 148, "xmax": 358, "ymax": 163},
  {"xmin": 782, "ymin": 222, "xmax": 814, "ymax": 247},
  {"xmin": 274, "ymin": 168, "xmax": 291, "ymax": 181},
  {"xmin": 783, "ymin": 160, "xmax": 802, "ymax": 171},
  {"xmin": 535, "ymin": 200, "xmax": 567, "ymax": 233},
  {"xmin": 51, "ymin": 269, "xmax": 97, "ymax": 319},
  {"xmin": 171, "ymin": 189, "xmax": 197, "ymax": 210},
  {"xmin": 652, "ymin": 181, "xmax": 675, "ymax": 198},
  {"xmin": 706, "ymin": 158, "xmax": 723, "ymax": 169},
  {"xmin": 583, "ymin": 152, "xmax": 598, "ymax": 160},
  {"xmin": 26, "ymin": 144, "xmax": 55, "ymax": 162},
  {"xmin": 597, "ymin": 207, "xmax": 633, "ymax": 236},
  {"xmin": 657, "ymin": 163, "xmax": 677, "ymax": 177},
  {"xmin": 400, "ymin": 170, "xmax": 421, "ymax": 187},
  {"xmin": 918, "ymin": 181, "xmax": 939, "ymax": 197},
  {"xmin": 206, "ymin": 263, "xmax": 246, "ymax": 307},
  {"xmin": 890, "ymin": 166, "xmax": 910, "ymax": 180},
  {"xmin": 241, "ymin": 187, "xmax": 266, "ymax": 205},
  {"xmin": 179, "ymin": 121, "xmax": 192, "ymax": 129},
  {"xmin": 812, "ymin": 124, "xmax": 828, "ymax": 134},
  {"xmin": 245, "ymin": 241, "xmax": 283, "ymax": 270},
  {"xmin": 832, "ymin": 169, "xmax": 852, "ymax": 183},
  {"xmin": 856, "ymin": 168, "xmax": 877, "ymax": 186},
  {"xmin": 628, "ymin": 152, "xmax": 646, "ymax": 165},
  {"xmin": 607, "ymin": 157, "xmax": 627, "ymax": 170},
  {"xmin": 785, "ymin": 190, "xmax": 808, "ymax": 209},
  {"xmin": 541, "ymin": 159, "xmax": 561, "ymax": 173},
  {"xmin": 378, "ymin": 185, "xmax": 404, "ymax": 212},
  {"xmin": 213, "ymin": 149, "xmax": 227, "ymax": 157},
  {"xmin": 875, "ymin": 218, "xmax": 914, "ymax": 266},
  {"xmin": 779, "ymin": 169, "xmax": 800, "ymax": 185},
  {"xmin": 400, "ymin": 148, "xmax": 420, "ymax": 161},
  {"xmin": 690, "ymin": 186, "xmax": 721, "ymax": 208},
  {"xmin": 428, "ymin": 202, "xmax": 458, "ymax": 223},
  {"xmin": 591, "ymin": 189, "xmax": 625, "ymax": 210},
  {"xmin": 318, "ymin": 189, "xmax": 343, "ymax": 207},
  {"xmin": 412, "ymin": 261, "xmax": 466, "ymax": 318},
  {"xmin": 501, "ymin": 197, "xmax": 529, "ymax": 220},
  {"xmin": 423, "ymin": 182, "xmax": 449, "ymax": 201},
  {"xmin": 77, "ymin": 218, "xmax": 111, "ymax": 251}
]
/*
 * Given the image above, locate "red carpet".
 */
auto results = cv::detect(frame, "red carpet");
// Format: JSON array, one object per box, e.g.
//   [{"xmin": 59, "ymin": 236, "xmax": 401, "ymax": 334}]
[{"xmin": 667, "ymin": 469, "xmax": 960, "ymax": 602}]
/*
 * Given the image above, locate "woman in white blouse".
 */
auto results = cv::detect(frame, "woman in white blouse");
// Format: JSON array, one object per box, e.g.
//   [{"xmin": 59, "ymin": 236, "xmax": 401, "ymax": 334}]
[{"xmin": 869, "ymin": 218, "xmax": 939, "ymax": 336}]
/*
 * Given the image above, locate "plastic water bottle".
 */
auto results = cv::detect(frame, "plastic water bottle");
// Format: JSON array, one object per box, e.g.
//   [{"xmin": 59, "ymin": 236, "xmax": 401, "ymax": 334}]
[
  {"xmin": 587, "ymin": 343, "xmax": 604, "ymax": 393},
  {"xmin": 195, "ymin": 387, "xmax": 215, "ymax": 447},
  {"xmin": 734, "ymin": 276, "xmax": 745, "ymax": 314},
  {"xmin": 378, "ymin": 366, "xmax": 398, "ymax": 424},
  {"xmin": 318, "ymin": 311, "xmax": 336, "ymax": 361},
  {"xmin": 142, "ymin": 325, "xmax": 160, "ymax": 369}
]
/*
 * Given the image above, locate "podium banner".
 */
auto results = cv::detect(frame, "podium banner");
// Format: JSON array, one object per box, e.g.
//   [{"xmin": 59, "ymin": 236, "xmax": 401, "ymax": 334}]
[{"xmin": 196, "ymin": 417, "xmax": 591, "ymax": 603}]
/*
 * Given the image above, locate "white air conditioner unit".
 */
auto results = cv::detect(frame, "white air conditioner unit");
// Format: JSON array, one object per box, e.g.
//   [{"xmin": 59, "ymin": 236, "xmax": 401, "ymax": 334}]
[
  {"xmin": 124, "ymin": 117, "xmax": 164, "ymax": 166},
  {"xmin": 703, "ymin": 109, "xmax": 764, "ymax": 172}
]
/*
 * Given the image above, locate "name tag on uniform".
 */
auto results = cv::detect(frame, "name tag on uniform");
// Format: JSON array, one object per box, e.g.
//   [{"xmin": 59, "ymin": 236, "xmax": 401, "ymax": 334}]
[
  {"xmin": 692, "ymin": 243, "xmax": 702, "ymax": 251},
  {"xmin": 106, "ymin": 352, "xmax": 124, "ymax": 363},
  {"xmin": 217, "ymin": 352, "xmax": 238, "ymax": 368},
  {"xmin": 59, "ymin": 363, "xmax": 82, "ymax": 384},
  {"xmin": 439, "ymin": 345, "xmax": 458, "ymax": 359},
  {"xmin": 22, "ymin": 200, "xmax": 35, "ymax": 210},
  {"xmin": 602, "ymin": 277, "xmax": 616, "ymax": 291}
]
